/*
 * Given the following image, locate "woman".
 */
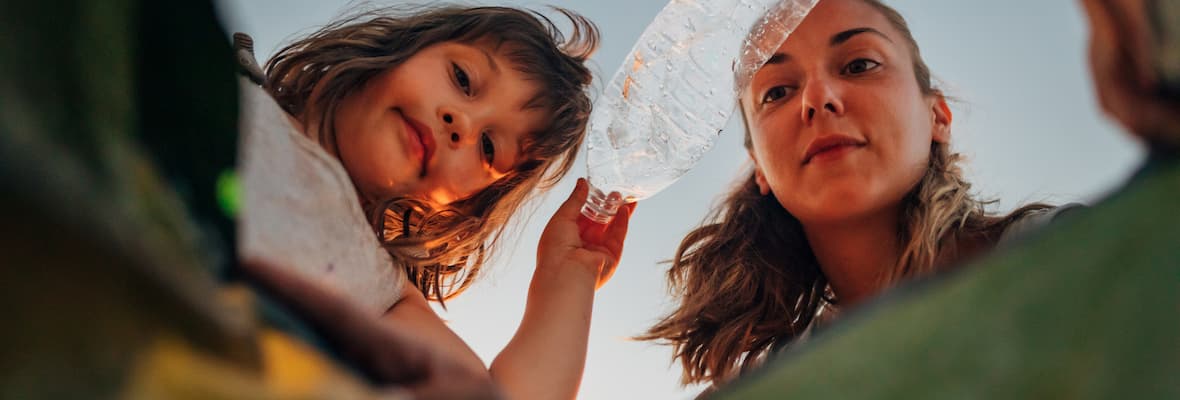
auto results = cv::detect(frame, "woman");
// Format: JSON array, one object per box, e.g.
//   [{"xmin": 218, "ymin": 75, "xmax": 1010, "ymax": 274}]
[{"xmin": 641, "ymin": 0, "xmax": 1070, "ymax": 389}]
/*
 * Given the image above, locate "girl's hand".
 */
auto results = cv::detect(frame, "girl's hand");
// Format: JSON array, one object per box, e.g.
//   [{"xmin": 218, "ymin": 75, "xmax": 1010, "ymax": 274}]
[
  {"xmin": 537, "ymin": 178, "xmax": 636, "ymax": 290},
  {"xmin": 495, "ymin": 178, "xmax": 634, "ymax": 399}
]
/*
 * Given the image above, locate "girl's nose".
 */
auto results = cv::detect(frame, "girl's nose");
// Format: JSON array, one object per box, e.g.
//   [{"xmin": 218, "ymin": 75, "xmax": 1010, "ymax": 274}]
[{"xmin": 439, "ymin": 107, "xmax": 475, "ymax": 148}]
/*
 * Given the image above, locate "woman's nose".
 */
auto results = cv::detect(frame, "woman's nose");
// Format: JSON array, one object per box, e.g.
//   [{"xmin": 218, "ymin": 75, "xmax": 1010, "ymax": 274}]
[{"xmin": 800, "ymin": 77, "xmax": 844, "ymax": 124}]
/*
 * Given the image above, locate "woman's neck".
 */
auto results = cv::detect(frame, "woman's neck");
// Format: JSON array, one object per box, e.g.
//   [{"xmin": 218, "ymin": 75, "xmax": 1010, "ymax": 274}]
[{"xmin": 803, "ymin": 210, "xmax": 901, "ymax": 308}]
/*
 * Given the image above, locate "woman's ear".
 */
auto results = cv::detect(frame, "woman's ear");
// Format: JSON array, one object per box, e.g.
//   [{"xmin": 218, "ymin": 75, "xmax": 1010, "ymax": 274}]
[
  {"xmin": 750, "ymin": 154, "xmax": 771, "ymax": 196},
  {"xmin": 931, "ymin": 95, "xmax": 953, "ymax": 143}
]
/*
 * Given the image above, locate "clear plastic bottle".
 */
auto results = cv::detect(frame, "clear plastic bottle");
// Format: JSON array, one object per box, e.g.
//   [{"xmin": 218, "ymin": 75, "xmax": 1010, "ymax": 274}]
[{"xmin": 581, "ymin": 0, "xmax": 818, "ymax": 224}]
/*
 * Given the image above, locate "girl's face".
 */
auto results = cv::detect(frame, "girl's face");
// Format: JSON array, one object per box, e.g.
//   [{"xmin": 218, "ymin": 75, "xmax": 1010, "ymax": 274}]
[
  {"xmin": 741, "ymin": 0, "xmax": 951, "ymax": 225},
  {"xmin": 334, "ymin": 41, "xmax": 548, "ymax": 205}
]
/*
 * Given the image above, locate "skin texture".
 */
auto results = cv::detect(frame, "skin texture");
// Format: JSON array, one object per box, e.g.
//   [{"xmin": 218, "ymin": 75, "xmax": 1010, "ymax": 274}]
[
  {"xmin": 739, "ymin": 0, "xmax": 951, "ymax": 306},
  {"xmin": 331, "ymin": 41, "xmax": 547, "ymax": 205}
]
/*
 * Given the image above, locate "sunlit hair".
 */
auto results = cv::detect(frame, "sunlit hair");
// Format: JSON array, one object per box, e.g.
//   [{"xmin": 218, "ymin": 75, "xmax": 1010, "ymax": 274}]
[
  {"xmin": 264, "ymin": 5, "xmax": 598, "ymax": 303},
  {"xmin": 640, "ymin": 0, "xmax": 1049, "ymax": 386}
]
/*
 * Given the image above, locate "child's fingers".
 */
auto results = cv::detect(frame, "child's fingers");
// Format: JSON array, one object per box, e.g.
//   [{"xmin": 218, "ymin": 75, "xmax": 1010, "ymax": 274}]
[
  {"xmin": 601, "ymin": 201, "xmax": 635, "ymax": 255},
  {"xmin": 555, "ymin": 178, "xmax": 591, "ymax": 219}
]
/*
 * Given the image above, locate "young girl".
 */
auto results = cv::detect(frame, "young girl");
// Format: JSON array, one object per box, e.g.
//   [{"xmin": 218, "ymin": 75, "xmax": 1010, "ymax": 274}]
[
  {"xmin": 640, "ymin": 0, "xmax": 1074, "ymax": 390},
  {"xmin": 235, "ymin": 5, "xmax": 634, "ymax": 399}
]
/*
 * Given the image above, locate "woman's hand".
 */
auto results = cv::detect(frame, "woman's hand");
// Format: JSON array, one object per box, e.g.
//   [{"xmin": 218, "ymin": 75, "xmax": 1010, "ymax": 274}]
[{"xmin": 537, "ymin": 178, "xmax": 636, "ymax": 290}]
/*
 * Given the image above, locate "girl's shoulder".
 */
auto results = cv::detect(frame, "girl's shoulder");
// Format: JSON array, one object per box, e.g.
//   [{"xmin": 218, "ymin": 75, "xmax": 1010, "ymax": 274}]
[{"xmin": 237, "ymin": 79, "xmax": 407, "ymax": 313}]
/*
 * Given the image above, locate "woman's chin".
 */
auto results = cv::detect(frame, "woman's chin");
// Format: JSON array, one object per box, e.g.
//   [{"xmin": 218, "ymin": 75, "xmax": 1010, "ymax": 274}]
[{"xmin": 782, "ymin": 191, "xmax": 887, "ymax": 226}]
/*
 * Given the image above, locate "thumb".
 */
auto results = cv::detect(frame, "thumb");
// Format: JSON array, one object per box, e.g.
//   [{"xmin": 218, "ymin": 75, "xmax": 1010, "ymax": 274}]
[{"xmin": 555, "ymin": 178, "xmax": 591, "ymax": 220}]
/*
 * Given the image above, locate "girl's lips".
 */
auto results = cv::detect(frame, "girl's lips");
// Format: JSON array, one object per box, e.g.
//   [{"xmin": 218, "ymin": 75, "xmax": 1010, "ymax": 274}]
[
  {"xmin": 400, "ymin": 112, "xmax": 435, "ymax": 177},
  {"xmin": 802, "ymin": 135, "xmax": 866, "ymax": 164}
]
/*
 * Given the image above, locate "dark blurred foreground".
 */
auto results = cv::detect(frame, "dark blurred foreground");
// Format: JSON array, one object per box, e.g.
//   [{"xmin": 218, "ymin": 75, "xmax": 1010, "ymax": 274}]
[{"xmin": 0, "ymin": 0, "xmax": 393, "ymax": 398}]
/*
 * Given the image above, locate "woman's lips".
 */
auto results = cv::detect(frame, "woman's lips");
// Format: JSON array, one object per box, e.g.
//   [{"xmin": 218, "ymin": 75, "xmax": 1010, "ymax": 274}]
[{"xmin": 802, "ymin": 135, "xmax": 866, "ymax": 165}]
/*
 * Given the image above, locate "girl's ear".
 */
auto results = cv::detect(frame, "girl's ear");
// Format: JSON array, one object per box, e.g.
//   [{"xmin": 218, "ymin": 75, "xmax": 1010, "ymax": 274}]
[{"xmin": 931, "ymin": 95, "xmax": 953, "ymax": 143}]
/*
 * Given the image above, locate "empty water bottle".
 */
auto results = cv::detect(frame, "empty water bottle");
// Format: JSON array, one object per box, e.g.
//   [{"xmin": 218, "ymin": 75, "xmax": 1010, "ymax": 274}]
[{"xmin": 580, "ymin": 0, "xmax": 818, "ymax": 224}]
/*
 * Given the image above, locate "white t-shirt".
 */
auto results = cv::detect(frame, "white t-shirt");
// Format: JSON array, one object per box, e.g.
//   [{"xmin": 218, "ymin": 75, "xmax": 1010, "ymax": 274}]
[{"xmin": 236, "ymin": 79, "xmax": 405, "ymax": 314}]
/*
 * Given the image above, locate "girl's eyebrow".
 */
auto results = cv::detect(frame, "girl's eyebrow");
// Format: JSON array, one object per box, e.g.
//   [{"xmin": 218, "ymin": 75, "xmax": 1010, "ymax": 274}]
[
  {"xmin": 479, "ymin": 48, "xmax": 500, "ymax": 74},
  {"xmin": 522, "ymin": 94, "xmax": 547, "ymax": 111}
]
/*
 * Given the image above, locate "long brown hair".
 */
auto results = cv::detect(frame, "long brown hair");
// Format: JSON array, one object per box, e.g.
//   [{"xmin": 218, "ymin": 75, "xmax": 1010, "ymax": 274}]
[
  {"xmin": 263, "ymin": 5, "xmax": 598, "ymax": 303},
  {"xmin": 640, "ymin": 0, "xmax": 1049, "ymax": 386}
]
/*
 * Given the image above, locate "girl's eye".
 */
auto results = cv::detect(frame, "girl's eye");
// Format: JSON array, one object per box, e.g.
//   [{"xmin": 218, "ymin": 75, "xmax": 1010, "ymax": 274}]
[
  {"xmin": 452, "ymin": 62, "xmax": 471, "ymax": 95},
  {"xmin": 842, "ymin": 58, "xmax": 881, "ymax": 75},
  {"xmin": 761, "ymin": 85, "xmax": 793, "ymax": 104},
  {"xmin": 480, "ymin": 132, "xmax": 496, "ymax": 165}
]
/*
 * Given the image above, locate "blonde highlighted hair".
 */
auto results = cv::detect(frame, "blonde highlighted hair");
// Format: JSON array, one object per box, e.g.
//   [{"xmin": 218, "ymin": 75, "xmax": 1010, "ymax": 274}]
[
  {"xmin": 263, "ymin": 5, "xmax": 598, "ymax": 303},
  {"xmin": 640, "ymin": 0, "xmax": 1049, "ymax": 386}
]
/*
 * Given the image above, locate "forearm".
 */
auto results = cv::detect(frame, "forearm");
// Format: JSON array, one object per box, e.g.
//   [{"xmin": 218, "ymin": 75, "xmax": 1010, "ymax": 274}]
[
  {"xmin": 382, "ymin": 284, "xmax": 492, "ymax": 380},
  {"xmin": 239, "ymin": 260, "xmax": 432, "ymax": 383},
  {"xmin": 490, "ymin": 265, "xmax": 597, "ymax": 400}
]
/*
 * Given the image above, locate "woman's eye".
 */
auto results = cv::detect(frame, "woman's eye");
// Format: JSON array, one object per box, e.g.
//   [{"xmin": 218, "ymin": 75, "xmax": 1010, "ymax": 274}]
[
  {"xmin": 843, "ymin": 58, "xmax": 881, "ymax": 75},
  {"xmin": 761, "ymin": 86, "xmax": 792, "ymax": 104},
  {"xmin": 480, "ymin": 132, "xmax": 495, "ymax": 165},
  {"xmin": 452, "ymin": 63, "xmax": 471, "ymax": 95}
]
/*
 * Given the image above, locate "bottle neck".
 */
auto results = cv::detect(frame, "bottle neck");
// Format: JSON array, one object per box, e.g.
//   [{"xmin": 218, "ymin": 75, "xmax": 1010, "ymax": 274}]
[{"xmin": 581, "ymin": 183, "xmax": 624, "ymax": 224}]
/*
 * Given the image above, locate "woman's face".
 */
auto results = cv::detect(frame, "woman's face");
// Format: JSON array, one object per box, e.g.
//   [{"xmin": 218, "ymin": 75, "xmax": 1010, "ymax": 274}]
[
  {"xmin": 333, "ymin": 41, "xmax": 548, "ymax": 205},
  {"xmin": 741, "ymin": 0, "xmax": 951, "ymax": 225}
]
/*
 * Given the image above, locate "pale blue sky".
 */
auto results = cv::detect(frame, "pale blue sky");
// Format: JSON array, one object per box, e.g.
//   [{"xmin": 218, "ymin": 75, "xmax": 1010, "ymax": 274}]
[{"xmin": 215, "ymin": 1, "xmax": 1143, "ymax": 398}]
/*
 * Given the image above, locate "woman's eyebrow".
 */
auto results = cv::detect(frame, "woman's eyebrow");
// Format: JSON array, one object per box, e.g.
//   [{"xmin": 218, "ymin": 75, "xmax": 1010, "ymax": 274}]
[
  {"xmin": 765, "ymin": 52, "xmax": 792, "ymax": 65},
  {"xmin": 831, "ymin": 27, "xmax": 892, "ymax": 46}
]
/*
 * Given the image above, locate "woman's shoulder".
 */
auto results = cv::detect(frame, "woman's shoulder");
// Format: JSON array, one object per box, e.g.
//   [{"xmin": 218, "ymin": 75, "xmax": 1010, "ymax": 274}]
[{"xmin": 998, "ymin": 203, "xmax": 1088, "ymax": 246}]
